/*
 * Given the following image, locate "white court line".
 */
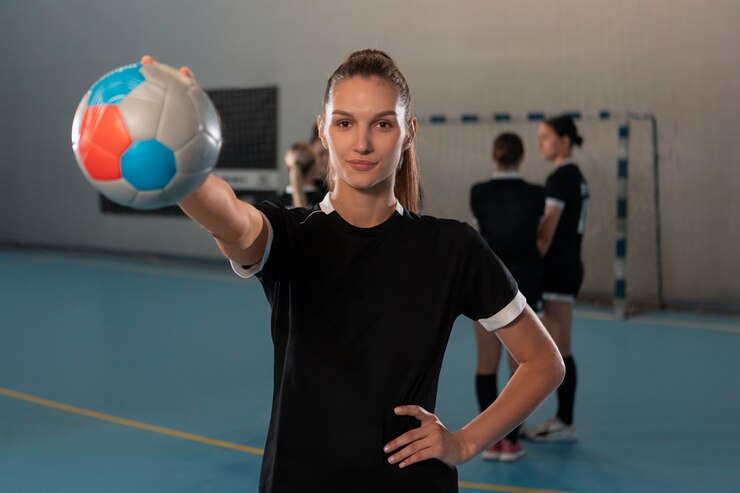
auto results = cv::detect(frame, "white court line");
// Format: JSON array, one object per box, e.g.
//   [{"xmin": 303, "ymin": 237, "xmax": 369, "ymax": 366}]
[{"xmin": 575, "ymin": 310, "xmax": 740, "ymax": 333}]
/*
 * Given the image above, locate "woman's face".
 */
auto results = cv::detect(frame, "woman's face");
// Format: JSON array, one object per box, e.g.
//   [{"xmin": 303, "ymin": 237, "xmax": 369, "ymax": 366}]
[
  {"xmin": 319, "ymin": 76, "xmax": 410, "ymax": 194},
  {"xmin": 537, "ymin": 123, "xmax": 570, "ymax": 162}
]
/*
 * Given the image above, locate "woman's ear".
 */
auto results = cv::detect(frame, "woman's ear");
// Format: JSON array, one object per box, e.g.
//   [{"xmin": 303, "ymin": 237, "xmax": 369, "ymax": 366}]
[
  {"xmin": 317, "ymin": 115, "xmax": 328, "ymax": 149},
  {"xmin": 404, "ymin": 117, "xmax": 418, "ymax": 150}
]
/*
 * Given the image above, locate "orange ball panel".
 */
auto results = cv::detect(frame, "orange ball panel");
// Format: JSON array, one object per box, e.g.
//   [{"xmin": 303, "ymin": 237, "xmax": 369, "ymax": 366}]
[{"xmin": 78, "ymin": 106, "xmax": 132, "ymax": 181}]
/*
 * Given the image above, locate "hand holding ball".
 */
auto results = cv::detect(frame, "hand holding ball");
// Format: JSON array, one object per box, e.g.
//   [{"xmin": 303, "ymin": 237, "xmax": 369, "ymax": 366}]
[{"xmin": 71, "ymin": 59, "xmax": 222, "ymax": 209}]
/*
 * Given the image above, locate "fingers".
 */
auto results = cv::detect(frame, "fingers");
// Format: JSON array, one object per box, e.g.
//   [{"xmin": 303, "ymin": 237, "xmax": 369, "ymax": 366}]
[
  {"xmin": 384, "ymin": 426, "xmax": 426, "ymax": 455},
  {"xmin": 139, "ymin": 56, "xmax": 194, "ymax": 80},
  {"xmin": 179, "ymin": 66, "xmax": 194, "ymax": 79},
  {"xmin": 387, "ymin": 439, "xmax": 433, "ymax": 468},
  {"xmin": 393, "ymin": 405, "xmax": 432, "ymax": 421}
]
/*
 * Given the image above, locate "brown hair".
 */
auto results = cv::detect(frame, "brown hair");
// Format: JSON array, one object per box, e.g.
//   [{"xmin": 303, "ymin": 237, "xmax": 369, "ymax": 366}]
[
  {"xmin": 287, "ymin": 141, "xmax": 315, "ymax": 177},
  {"xmin": 322, "ymin": 49, "xmax": 421, "ymax": 213},
  {"xmin": 492, "ymin": 132, "xmax": 524, "ymax": 167}
]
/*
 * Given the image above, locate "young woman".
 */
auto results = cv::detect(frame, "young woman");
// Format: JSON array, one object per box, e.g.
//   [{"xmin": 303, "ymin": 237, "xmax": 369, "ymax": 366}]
[
  {"xmin": 524, "ymin": 115, "xmax": 588, "ymax": 443},
  {"xmin": 160, "ymin": 50, "xmax": 564, "ymax": 492},
  {"xmin": 470, "ymin": 132, "xmax": 545, "ymax": 462}
]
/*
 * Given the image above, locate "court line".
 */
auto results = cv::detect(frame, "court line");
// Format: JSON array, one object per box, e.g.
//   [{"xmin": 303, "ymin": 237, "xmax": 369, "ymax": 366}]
[
  {"xmin": 0, "ymin": 387, "xmax": 574, "ymax": 493},
  {"xmin": 458, "ymin": 481, "xmax": 573, "ymax": 493},
  {"xmin": 0, "ymin": 387, "xmax": 263, "ymax": 455},
  {"xmin": 575, "ymin": 310, "xmax": 740, "ymax": 333}
]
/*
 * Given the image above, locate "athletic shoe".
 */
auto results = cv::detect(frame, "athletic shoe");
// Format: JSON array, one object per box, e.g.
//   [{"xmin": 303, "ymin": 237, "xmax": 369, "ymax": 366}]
[
  {"xmin": 499, "ymin": 439, "xmax": 525, "ymax": 462},
  {"xmin": 481, "ymin": 441, "xmax": 502, "ymax": 461},
  {"xmin": 523, "ymin": 417, "xmax": 577, "ymax": 443}
]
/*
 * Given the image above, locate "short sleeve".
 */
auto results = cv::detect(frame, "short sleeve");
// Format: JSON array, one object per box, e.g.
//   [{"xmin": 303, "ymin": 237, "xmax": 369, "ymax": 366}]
[
  {"xmin": 545, "ymin": 170, "xmax": 567, "ymax": 209},
  {"xmin": 229, "ymin": 202, "xmax": 288, "ymax": 288},
  {"xmin": 458, "ymin": 224, "xmax": 527, "ymax": 331}
]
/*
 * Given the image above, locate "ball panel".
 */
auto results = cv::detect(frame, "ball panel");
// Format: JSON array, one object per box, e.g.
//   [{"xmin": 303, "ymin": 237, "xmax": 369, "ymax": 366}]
[
  {"xmin": 188, "ymin": 86, "xmax": 222, "ymax": 143},
  {"xmin": 120, "ymin": 140, "xmax": 176, "ymax": 191},
  {"xmin": 156, "ymin": 89, "xmax": 201, "ymax": 150},
  {"xmin": 131, "ymin": 189, "xmax": 178, "ymax": 210},
  {"xmin": 174, "ymin": 132, "xmax": 219, "ymax": 174},
  {"xmin": 71, "ymin": 93, "xmax": 89, "ymax": 147},
  {"xmin": 140, "ymin": 63, "xmax": 192, "ymax": 91},
  {"xmin": 78, "ymin": 106, "xmax": 131, "ymax": 180},
  {"xmin": 164, "ymin": 171, "xmax": 209, "ymax": 201},
  {"xmin": 95, "ymin": 178, "xmax": 139, "ymax": 205},
  {"xmin": 118, "ymin": 81, "xmax": 165, "ymax": 141},
  {"xmin": 88, "ymin": 64, "xmax": 146, "ymax": 106},
  {"xmin": 79, "ymin": 141, "xmax": 123, "ymax": 181}
]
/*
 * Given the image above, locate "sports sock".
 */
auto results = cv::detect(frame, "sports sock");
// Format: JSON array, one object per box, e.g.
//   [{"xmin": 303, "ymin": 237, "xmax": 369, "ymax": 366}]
[
  {"xmin": 475, "ymin": 373, "xmax": 497, "ymax": 411},
  {"xmin": 556, "ymin": 355, "xmax": 577, "ymax": 425}
]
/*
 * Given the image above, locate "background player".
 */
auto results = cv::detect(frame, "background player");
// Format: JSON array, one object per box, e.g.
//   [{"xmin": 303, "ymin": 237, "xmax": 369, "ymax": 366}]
[
  {"xmin": 525, "ymin": 115, "xmax": 588, "ymax": 443},
  {"xmin": 470, "ymin": 132, "xmax": 545, "ymax": 462}
]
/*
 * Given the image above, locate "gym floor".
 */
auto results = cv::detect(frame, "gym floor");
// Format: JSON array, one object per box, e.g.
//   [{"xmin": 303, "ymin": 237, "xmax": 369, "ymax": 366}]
[{"xmin": 1, "ymin": 248, "xmax": 738, "ymax": 493}]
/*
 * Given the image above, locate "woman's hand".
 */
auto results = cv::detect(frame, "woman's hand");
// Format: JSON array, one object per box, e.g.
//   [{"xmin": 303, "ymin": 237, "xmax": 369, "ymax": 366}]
[{"xmin": 383, "ymin": 405, "xmax": 475, "ymax": 468}]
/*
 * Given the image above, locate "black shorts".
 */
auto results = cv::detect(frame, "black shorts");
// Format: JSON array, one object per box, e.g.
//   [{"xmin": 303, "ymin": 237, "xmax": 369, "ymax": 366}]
[
  {"xmin": 508, "ymin": 264, "xmax": 544, "ymax": 314},
  {"xmin": 543, "ymin": 256, "xmax": 584, "ymax": 300}
]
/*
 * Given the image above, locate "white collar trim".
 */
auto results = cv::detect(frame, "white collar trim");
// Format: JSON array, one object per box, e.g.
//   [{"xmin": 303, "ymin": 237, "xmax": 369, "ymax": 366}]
[
  {"xmin": 491, "ymin": 171, "xmax": 523, "ymax": 180},
  {"xmin": 319, "ymin": 193, "xmax": 404, "ymax": 215}
]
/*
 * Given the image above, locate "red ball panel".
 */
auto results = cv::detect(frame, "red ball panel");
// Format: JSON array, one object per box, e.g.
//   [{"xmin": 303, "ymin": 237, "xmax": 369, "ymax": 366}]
[{"xmin": 78, "ymin": 105, "xmax": 132, "ymax": 180}]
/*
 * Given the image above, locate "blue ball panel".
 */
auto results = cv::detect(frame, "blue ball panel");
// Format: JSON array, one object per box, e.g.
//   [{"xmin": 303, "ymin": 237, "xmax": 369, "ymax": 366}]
[
  {"xmin": 121, "ymin": 140, "xmax": 176, "ymax": 191},
  {"xmin": 88, "ymin": 64, "xmax": 146, "ymax": 106}
]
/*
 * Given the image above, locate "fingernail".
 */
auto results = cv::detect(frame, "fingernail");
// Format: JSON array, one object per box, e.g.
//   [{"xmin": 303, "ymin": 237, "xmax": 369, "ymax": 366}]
[
  {"xmin": 388, "ymin": 456, "xmax": 395, "ymax": 463},
  {"xmin": 399, "ymin": 462, "xmax": 406, "ymax": 468},
  {"xmin": 383, "ymin": 446, "xmax": 389, "ymax": 452}
]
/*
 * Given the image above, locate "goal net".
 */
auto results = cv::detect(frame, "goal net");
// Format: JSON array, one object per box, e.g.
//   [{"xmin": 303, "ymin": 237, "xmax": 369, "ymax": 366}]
[{"xmin": 414, "ymin": 113, "xmax": 661, "ymax": 315}]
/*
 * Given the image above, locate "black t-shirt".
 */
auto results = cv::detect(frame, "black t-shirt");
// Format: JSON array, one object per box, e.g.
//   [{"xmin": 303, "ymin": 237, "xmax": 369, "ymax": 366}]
[
  {"xmin": 232, "ymin": 196, "xmax": 525, "ymax": 493},
  {"xmin": 544, "ymin": 162, "xmax": 589, "ymax": 263},
  {"xmin": 470, "ymin": 175, "xmax": 545, "ymax": 270}
]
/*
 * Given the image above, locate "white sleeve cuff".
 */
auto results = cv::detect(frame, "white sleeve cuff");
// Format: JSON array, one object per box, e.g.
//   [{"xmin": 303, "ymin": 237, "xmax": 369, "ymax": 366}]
[
  {"xmin": 546, "ymin": 197, "xmax": 565, "ymax": 209},
  {"xmin": 478, "ymin": 291, "xmax": 527, "ymax": 332},
  {"xmin": 230, "ymin": 212, "xmax": 273, "ymax": 279}
]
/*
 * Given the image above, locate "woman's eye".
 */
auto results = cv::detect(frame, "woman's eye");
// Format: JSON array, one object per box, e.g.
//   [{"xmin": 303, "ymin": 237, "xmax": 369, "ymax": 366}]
[
  {"xmin": 336, "ymin": 120, "xmax": 351, "ymax": 128},
  {"xmin": 376, "ymin": 121, "xmax": 392, "ymax": 129}
]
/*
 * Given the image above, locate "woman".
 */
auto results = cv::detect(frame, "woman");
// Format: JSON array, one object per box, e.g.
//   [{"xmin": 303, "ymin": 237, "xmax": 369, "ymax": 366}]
[
  {"xmin": 525, "ymin": 115, "xmax": 588, "ymax": 443},
  {"xmin": 470, "ymin": 132, "xmax": 545, "ymax": 462},
  {"xmin": 161, "ymin": 50, "xmax": 563, "ymax": 492}
]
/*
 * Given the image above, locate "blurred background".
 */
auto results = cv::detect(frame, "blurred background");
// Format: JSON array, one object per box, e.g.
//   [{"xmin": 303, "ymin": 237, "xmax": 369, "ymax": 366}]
[{"xmin": 1, "ymin": 0, "xmax": 738, "ymax": 312}]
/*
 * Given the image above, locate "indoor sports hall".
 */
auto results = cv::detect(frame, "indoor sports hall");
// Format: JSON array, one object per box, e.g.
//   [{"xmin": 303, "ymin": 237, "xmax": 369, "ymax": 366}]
[{"xmin": 1, "ymin": 2, "xmax": 738, "ymax": 493}]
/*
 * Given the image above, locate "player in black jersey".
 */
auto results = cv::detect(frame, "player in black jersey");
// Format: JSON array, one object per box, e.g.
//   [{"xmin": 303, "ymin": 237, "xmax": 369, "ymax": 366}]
[
  {"xmin": 470, "ymin": 132, "xmax": 545, "ymax": 462},
  {"xmin": 173, "ymin": 50, "xmax": 564, "ymax": 493},
  {"xmin": 524, "ymin": 115, "xmax": 588, "ymax": 443}
]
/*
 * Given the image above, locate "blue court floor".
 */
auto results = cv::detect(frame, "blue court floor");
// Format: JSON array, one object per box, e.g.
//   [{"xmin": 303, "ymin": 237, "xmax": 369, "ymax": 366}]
[{"xmin": 1, "ymin": 248, "xmax": 738, "ymax": 493}]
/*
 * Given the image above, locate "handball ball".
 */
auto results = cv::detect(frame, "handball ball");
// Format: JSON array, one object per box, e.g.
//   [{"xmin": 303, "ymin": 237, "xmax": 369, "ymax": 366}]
[{"xmin": 71, "ymin": 61, "xmax": 222, "ymax": 209}]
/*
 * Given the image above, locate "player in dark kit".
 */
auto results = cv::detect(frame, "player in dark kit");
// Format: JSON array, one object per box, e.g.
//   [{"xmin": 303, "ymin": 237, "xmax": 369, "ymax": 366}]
[
  {"xmin": 470, "ymin": 132, "xmax": 545, "ymax": 462},
  {"xmin": 175, "ymin": 50, "xmax": 564, "ymax": 493},
  {"xmin": 525, "ymin": 115, "xmax": 588, "ymax": 443}
]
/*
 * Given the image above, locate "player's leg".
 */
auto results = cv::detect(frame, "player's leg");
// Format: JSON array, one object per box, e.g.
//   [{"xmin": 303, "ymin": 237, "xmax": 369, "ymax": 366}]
[{"xmin": 474, "ymin": 321, "xmax": 504, "ymax": 459}]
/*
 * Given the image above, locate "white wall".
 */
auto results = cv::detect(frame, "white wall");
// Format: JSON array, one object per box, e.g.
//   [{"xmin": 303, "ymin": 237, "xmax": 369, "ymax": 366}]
[{"xmin": 1, "ymin": 0, "xmax": 738, "ymax": 308}]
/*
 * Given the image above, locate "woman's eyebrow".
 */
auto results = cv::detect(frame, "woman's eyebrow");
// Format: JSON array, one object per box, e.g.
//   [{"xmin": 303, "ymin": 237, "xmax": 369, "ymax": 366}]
[{"xmin": 332, "ymin": 110, "xmax": 398, "ymax": 118}]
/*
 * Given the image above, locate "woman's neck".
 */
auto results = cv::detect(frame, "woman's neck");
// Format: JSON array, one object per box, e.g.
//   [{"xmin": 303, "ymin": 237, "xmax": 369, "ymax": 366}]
[
  {"xmin": 553, "ymin": 153, "xmax": 573, "ymax": 167},
  {"xmin": 330, "ymin": 182, "xmax": 398, "ymax": 228}
]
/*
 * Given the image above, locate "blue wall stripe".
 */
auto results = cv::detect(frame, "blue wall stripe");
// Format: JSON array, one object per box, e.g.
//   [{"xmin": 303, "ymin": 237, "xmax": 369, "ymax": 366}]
[
  {"xmin": 493, "ymin": 113, "xmax": 511, "ymax": 122},
  {"xmin": 527, "ymin": 112, "xmax": 545, "ymax": 121},
  {"xmin": 616, "ymin": 239, "xmax": 627, "ymax": 258},
  {"xmin": 617, "ymin": 199, "xmax": 627, "ymax": 218},
  {"xmin": 619, "ymin": 124, "xmax": 630, "ymax": 138},
  {"xmin": 461, "ymin": 114, "xmax": 479, "ymax": 123},
  {"xmin": 618, "ymin": 159, "xmax": 628, "ymax": 178},
  {"xmin": 615, "ymin": 279, "xmax": 626, "ymax": 298},
  {"xmin": 429, "ymin": 115, "xmax": 447, "ymax": 124}
]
